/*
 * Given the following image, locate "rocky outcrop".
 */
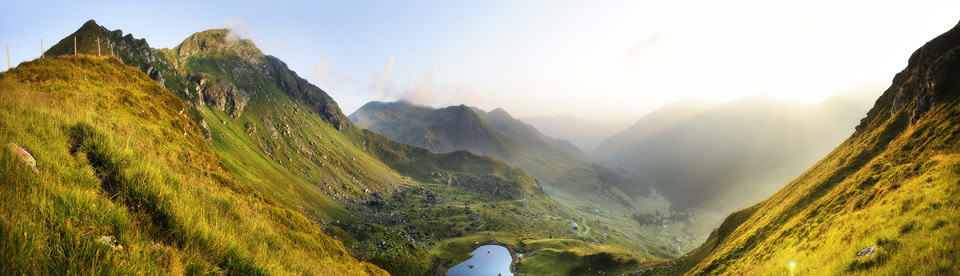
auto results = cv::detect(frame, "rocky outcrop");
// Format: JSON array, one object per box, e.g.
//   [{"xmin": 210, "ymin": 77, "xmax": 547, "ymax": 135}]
[
  {"xmin": 47, "ymin": 20, "xmax": 349, "ymax": 132},
  {"xmin": 44, "ymin": 20, "xmax": 187, "ymax": 99},
  {"xmin": 263, "ymin": 56, "xmax": 349, "ymax": 130},
  {"xmin": 174, "ymin": 29, "xmax": 265, "ymax": 64},
  {"xmin": 189, "ymin": 74, "xmax": 249, "ymax": 118},
  {"xmin": 858, "ymin": 20, "xmax": 960, "ymax": 132}
]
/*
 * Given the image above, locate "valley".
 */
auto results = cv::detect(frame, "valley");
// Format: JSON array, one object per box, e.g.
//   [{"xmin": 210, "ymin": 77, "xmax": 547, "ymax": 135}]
[{"xmin": 2, "ymin": 5, "xmax": 959, "ymax": 275}]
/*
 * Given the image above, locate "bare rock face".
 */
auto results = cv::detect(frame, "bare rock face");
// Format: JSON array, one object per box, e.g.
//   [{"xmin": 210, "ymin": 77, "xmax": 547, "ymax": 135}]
[
  {"xmin": 858, "ymin": 20, "xmax": 960, "ymax": 132},
  {"xmin": 175, "ymin": 29, "xmax": 265, "ymax": 64},
  {"xmin": 263, "ymin": 56, "xmax": 349, "ymax": 131},
  {"xmin": 189, "ymin": 75, "xmax": 249, "ymax": 118},
  {"xmin": 45, "ymin": 20, "xmax": 175, "ymax": 86}
]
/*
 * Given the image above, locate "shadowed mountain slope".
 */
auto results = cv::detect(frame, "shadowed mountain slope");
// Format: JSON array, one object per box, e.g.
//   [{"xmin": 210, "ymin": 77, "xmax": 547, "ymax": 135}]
[{"xmin": 596, "ymin": 93, "xmax": 875, "ymax": 213}]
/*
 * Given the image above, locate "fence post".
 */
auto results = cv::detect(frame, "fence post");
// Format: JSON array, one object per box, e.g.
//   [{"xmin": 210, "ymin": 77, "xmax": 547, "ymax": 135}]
[
  {"xmin": 6, "ymin": 43, "xmax": 10, "ymax": 70},
  {"xmin": 40, "ymin": 39, "xmax": 44, "ymax": 58},
  {"xmin": 74, "ymin": 36, "xmax": 77, "ymax": 55},
  {"xmin": 97, "ymin": 37, "xmax": 101, "ymax": 56}
]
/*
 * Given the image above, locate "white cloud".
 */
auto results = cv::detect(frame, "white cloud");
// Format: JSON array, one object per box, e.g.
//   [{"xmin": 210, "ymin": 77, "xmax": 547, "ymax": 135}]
[
  {"xmin": 368, "ymin": 56, "xmax": 397, "ymax": 98},
  {"xmin": 223, "ymin": 16, "xmax": 255, "ymax": 42},
  {"xmin": 400, "ymin": 71, "xmax": 433, "ymax": 105}
]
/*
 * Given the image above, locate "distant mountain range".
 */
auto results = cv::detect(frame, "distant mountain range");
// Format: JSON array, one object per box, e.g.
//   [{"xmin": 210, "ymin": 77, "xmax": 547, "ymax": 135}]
[
  {"xmin": 9, "ymin": 17, "xmax": 959, "ymax": 276},
  {"xmin": 351, "ymin": 101, "xmax": 581, "ymax": 160},
  {"xmin": 350, "ymin": 100, "xmax": 651, "ymax": 200},
  {"xmin": 594, "ymin": 92, "xmax": 878, "ymax": 213}
]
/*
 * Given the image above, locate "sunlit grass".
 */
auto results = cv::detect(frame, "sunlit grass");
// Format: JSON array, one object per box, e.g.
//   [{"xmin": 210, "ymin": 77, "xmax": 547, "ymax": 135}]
[
  {"xmin": 0, "ymin": 55, "xmax": 385, "ymax": 274},
  {"xmin": 664, "ymin": 83, "xmax": 960, "ymax": 274}
]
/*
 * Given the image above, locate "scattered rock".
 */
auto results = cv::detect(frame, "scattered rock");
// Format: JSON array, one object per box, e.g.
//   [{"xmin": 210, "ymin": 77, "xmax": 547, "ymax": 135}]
[
  {"xmin": 423, "ymin": 193, "xmax": 439, "ymax": 205},
  {"xmin": 856, "ymin": 245, "xmax": 877, "ymax": 258},
  {"xmin": 96, "ymin": 235, "xmax": 123, "ymax": 251},
  {"xmin": 6, "ymin": 143, "xmax": 37, "ymax": 173}
]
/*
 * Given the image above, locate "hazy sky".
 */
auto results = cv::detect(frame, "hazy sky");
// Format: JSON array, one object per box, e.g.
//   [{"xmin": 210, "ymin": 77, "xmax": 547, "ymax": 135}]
[{"xmin": 2, "ymin": 1, "xmax": 959, "ymax": 122}]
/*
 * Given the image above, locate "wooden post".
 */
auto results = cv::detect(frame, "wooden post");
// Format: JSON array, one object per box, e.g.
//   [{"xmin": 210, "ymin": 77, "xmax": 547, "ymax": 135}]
[
  {"xmin": 6, "ymin": 43, "xmax": 9, "ymax": 70},
  {"xmin": 74, "ymin": 36, "xmax": 77, "ymax": 55},
  {"xmin": 97, "ymin": 38, "xmax": 100, "ymax": 56},
  {"xmin": 40, "ymin": 39, "xmax": 44, "ymax": 58}
]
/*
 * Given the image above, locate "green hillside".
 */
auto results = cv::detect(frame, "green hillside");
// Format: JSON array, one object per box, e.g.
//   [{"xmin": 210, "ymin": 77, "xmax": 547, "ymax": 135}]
[
  {"xmin": 14, "ymin": 20, "xmax": 657, "ymax": 275},
  {"xmin": 0, "ymin": 55, "xmax": 386, "ymax": 275},
  {"xmin": 645, "ymin": 20, "xmax": 960, "ymax": 275},
  {"xmin": 350, "ymin": 101, "xmax": 694, "ymax": 257}
]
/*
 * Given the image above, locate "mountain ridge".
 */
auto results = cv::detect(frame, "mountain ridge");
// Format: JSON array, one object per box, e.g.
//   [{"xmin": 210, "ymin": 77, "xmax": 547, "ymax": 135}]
[
  {"xmin": 647, "ymin": 19, "xmax": 960, "ymax": 275},
  {"xmin": 25, "ymin": 20, "xmax": 657, "ymax": 275}
]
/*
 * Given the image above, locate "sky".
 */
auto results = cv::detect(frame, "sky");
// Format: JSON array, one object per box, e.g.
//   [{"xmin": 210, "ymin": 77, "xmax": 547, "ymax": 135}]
[{"xmin": 2, "ymin": 0, "xmax": 959, "ymax": 123}]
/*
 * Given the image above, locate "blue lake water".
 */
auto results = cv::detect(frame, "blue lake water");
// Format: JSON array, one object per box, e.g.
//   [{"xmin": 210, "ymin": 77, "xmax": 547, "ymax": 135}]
[{"xmin": 446, "ymin": 245, "xmax": 513, "ymax": 276}]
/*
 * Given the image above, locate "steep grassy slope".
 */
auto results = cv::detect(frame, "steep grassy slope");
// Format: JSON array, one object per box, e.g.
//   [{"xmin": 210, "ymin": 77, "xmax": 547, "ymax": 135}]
[
  {"xmin": 0, "ymin": 56, "xmax": 385, "ymax": 274},
  {"xmin": 39, "ymin": 21, "xmax": 657, "ymax": 275},
  {"xmin": 647, "ymin": 21, "xmax": 960, "ymax": 275}
]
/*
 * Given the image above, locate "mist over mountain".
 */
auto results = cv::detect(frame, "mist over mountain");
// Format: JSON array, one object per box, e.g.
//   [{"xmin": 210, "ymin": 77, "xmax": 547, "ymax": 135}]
[
  {"xmin": 654, "ymin": 20, "xmax": 960, "ymax": 275},
  {"xmin": 5, "ymin": 4, "xmax": 960, "ymax": 274},
  {"xmin": 596, "ymin": 92, "xmax": 878, "ymax": 213},
  {"xmin": 519, "ymin": 114, "xmax": 630, "ymax": 152},
  {"xmin": 593, "ymin": 100, "xmax": 716, "ymax": 157},
  {"xmin": 350, "ymin": 100, "xmax": 651, "ymax": 200},
  {"xmin": 349, "ymin": 101, "xmax": 689, "ymax": 257}
]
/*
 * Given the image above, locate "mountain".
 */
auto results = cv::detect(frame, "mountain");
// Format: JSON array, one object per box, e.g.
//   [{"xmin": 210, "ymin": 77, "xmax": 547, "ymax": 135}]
[
  {"xmin": 0, "ymin": 56, "xmax": 386, "ymax": 275},
  {"xmin": 595, "ymin": 93, "xmax": 876, "ymax": 214},
  {"xmin": 519, "ymin": 114, "xmax": 630, "ymax": 152},
  {"xmin": 351, "ymin": 101, "xmax": 682, "ymax": 256},
  {"xmin": 593, "ymin": 100, "xmax": 715, "ymax": 157},
  {"xmin": 648, "ymin": 20, "xmax": 960, "ymax": 275},
  {"xmin": 3, "ymin": 20, "xmax": 654, "ymax": 275},
  {"xmin": 350, "ymin": 101, "xmax": 653, "ymax": 199},
  {"xmin": 351, "ymin": 101, "xmax": 583, "ymax": 159}
]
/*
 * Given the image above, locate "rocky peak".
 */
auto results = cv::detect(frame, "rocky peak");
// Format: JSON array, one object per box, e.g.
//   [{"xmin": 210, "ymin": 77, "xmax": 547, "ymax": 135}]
[
  {"xmin": 45, "ymin": 20, "xmax": 172, "ymax": 86},
  {"xmin": 175, "ymin": 29, "xmax": 264, "ymax": 63},
  {"xmin": 47, "ymin": 20, "xmax": 151, "ymax": 57},
  {"xmin": 858, "ymin": 20, "xmax": 960, "ymax": 132}
]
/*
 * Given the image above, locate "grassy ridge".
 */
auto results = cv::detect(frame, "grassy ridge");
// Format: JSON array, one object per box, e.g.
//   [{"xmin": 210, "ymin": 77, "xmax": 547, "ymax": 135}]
[
  {"xmin": 649, "ymin": 22, "xmax": 960, "ymax": 275},
  {"xmin": 0, "ymin": 56, "xmax": 385, "ymax": 274},
  {"xmin": 35, "ymin": 21, "xmax": 660, "ymax": 275},
  {"xmin": 172, "ymin": 39, "xmax": 622, "ymax": 275}
]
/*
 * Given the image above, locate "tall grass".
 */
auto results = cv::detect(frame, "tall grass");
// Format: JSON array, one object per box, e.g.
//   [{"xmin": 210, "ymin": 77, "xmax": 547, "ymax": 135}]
[{"xmin": 0, "ymin": 55, "xmax": 385, "ymax": 275}]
